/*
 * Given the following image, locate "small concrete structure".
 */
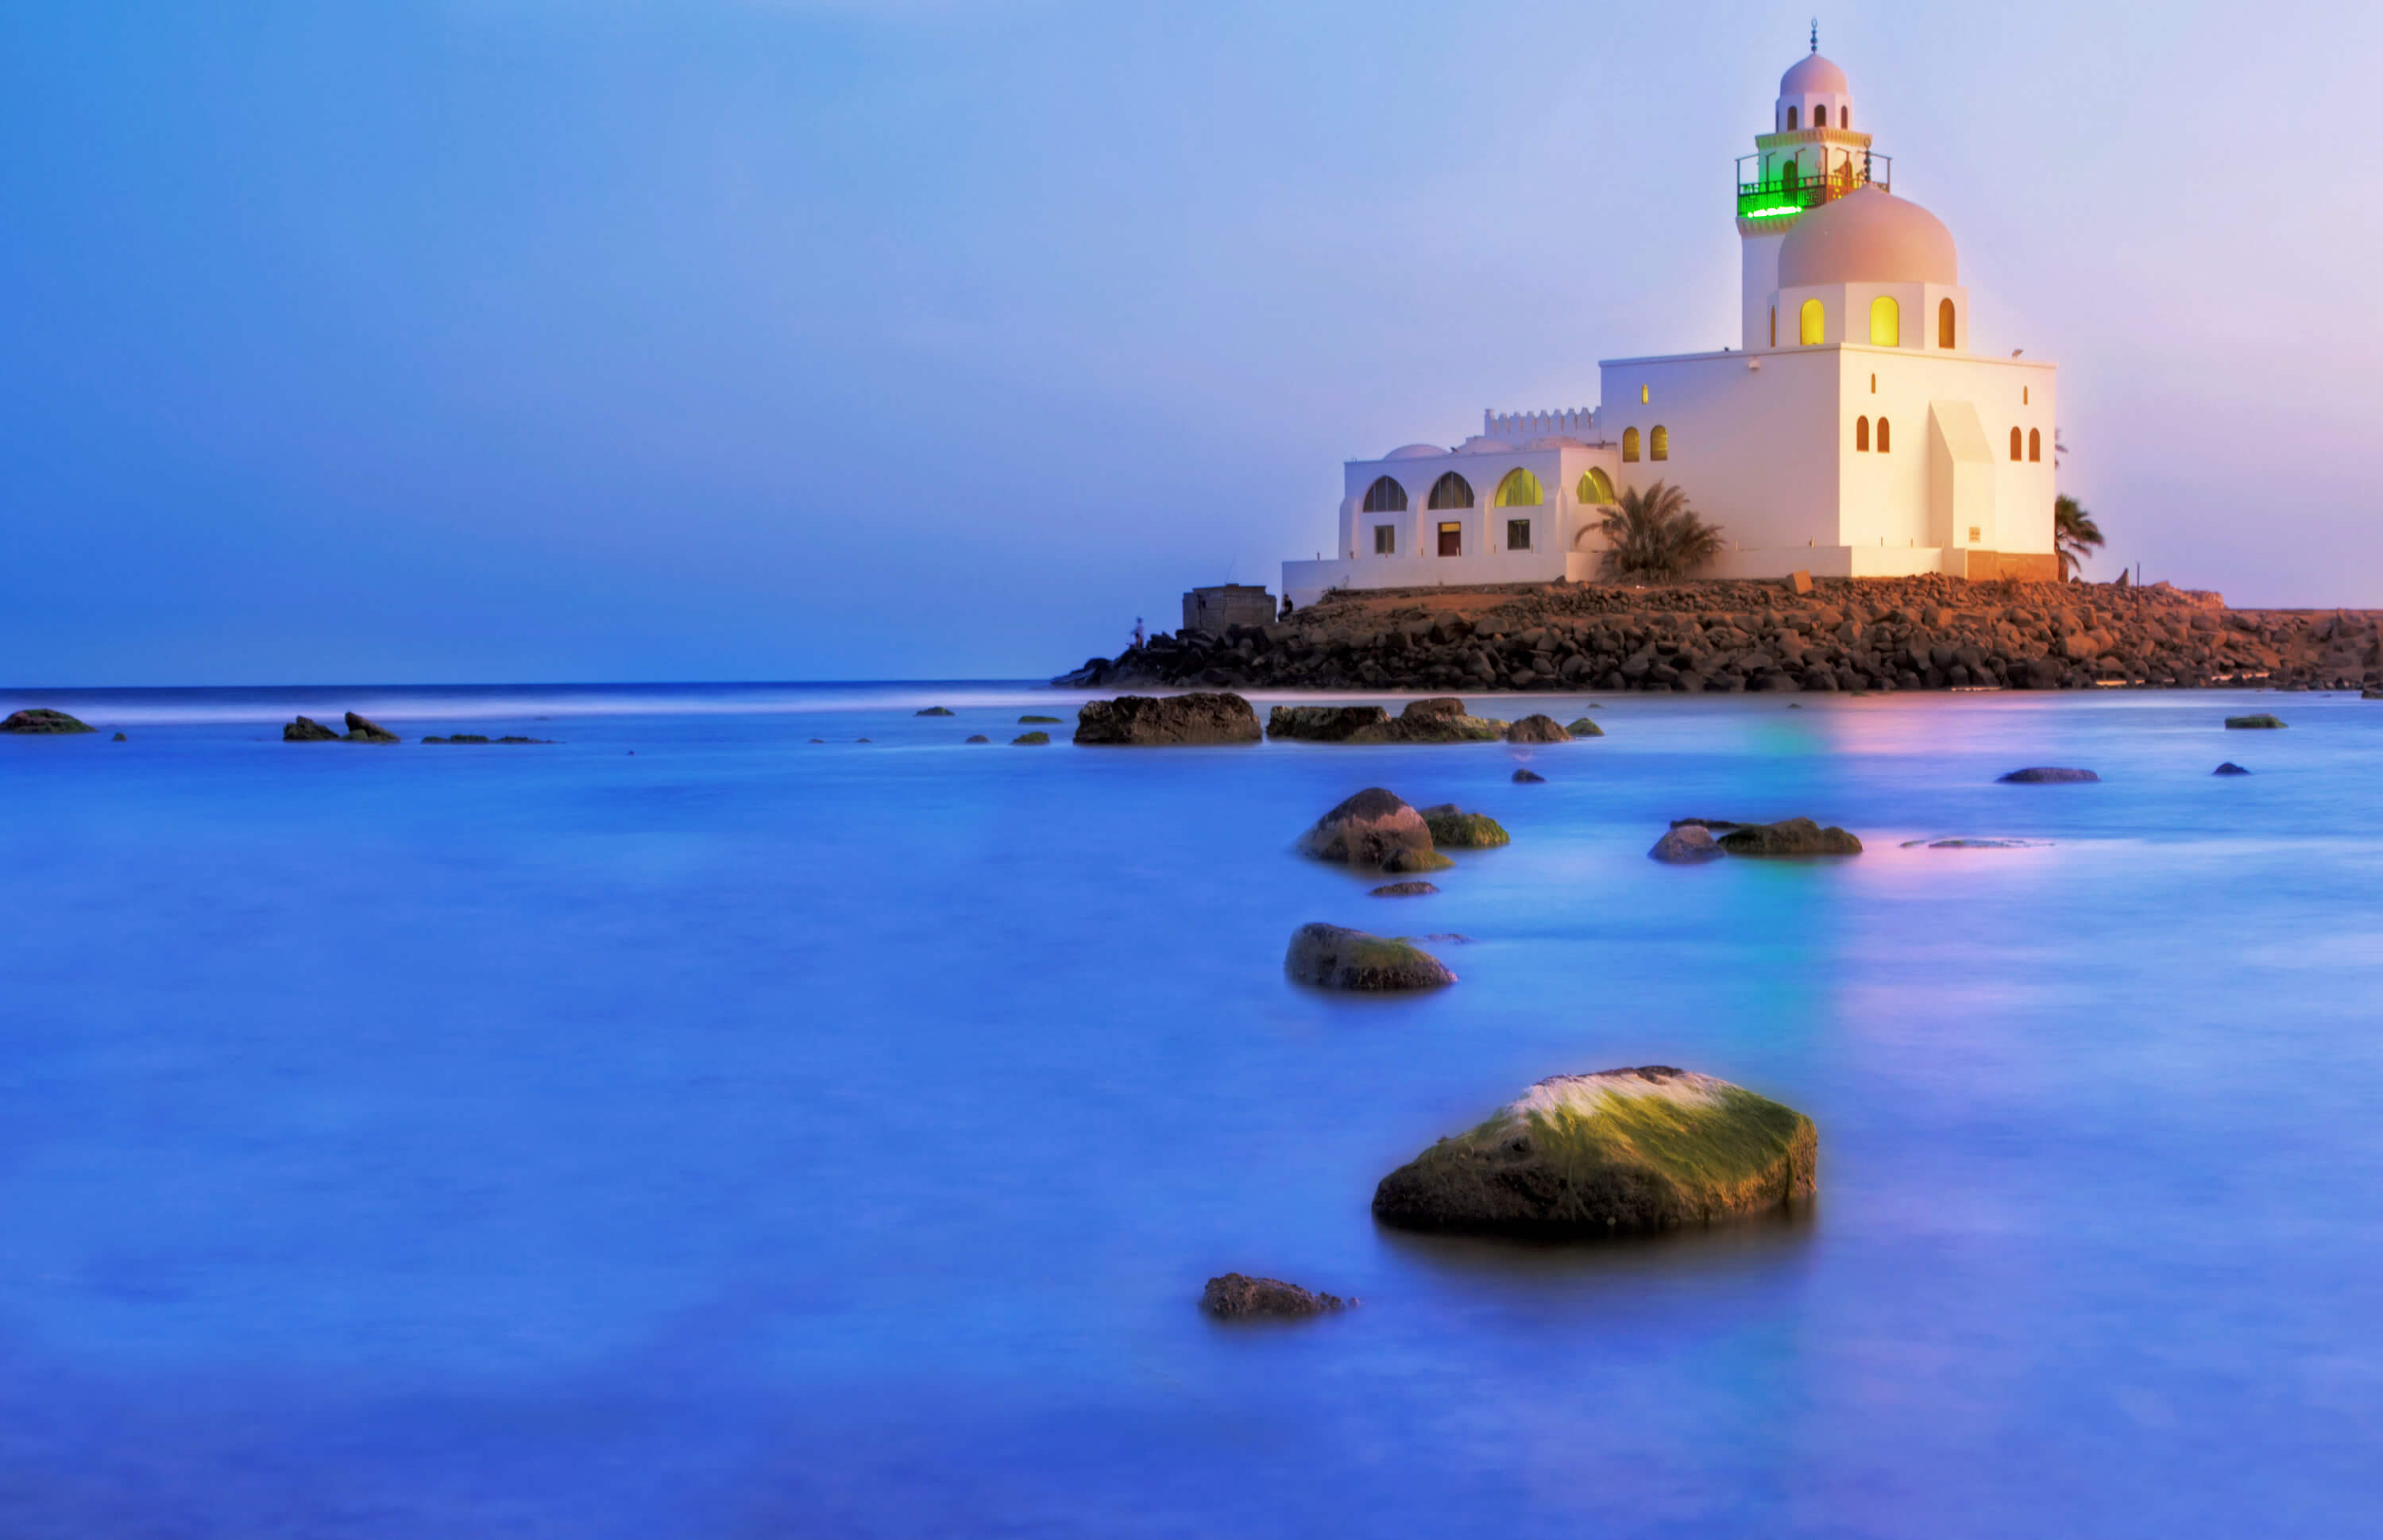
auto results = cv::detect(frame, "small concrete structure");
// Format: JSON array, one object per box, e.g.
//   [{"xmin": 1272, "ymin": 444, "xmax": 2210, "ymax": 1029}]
[{"xmin": 1182, "ymin": 585, "xmax": 1276, "ymax": 634}]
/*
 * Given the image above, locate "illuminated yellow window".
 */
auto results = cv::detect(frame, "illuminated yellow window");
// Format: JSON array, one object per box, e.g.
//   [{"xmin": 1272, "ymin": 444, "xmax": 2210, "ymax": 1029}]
[
  {"xmin": 1938, "ymin": 298, "xmax": 1956, "ymax": 349},
  {"xmin": 1650, "ymin": 426, "xmax": 1669, "ymax": 461},
  {"xmin": 1622, "ymin": 428, "xmax": 1640, "ymax": 463},
  {"xmin": 1799, "ymin": 299, "xmax": 1824, "ymax": 345},
  {"xmin": 1493, "ymin": 468, "xmax": 1543, "ymax": 507},
  {"xmin": 1576, "ymin": 467, "xmax": 1616, "ymax": 504},
  {"xmin": 1639, "ymin": 384, "xmax": 1650, "ymax": 404},
  {"xmin": 1870, "ymin": 295, "xmax": 1900, "ymax": 347}
]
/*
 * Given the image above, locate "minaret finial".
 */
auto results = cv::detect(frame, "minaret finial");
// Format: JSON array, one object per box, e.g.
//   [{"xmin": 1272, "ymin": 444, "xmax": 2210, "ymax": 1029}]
[{"xmin": 1810, "ymin": 18, "xmax": 1818, "ymax": 52}]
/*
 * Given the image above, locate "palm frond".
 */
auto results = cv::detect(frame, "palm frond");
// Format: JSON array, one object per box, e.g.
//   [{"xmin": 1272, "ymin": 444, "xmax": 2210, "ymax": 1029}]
[{"xmin": 1596, "ymin": 481, "xmax": 1724, "ymax": 582}]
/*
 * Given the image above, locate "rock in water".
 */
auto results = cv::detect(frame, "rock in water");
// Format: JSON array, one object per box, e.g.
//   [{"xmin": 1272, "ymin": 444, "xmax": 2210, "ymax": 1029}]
[
  {"xmin": 1997, "ymin": 766, "xmax": 2100, "ymax": 784},
  {"xmin": 1648, "ymin": 824, "xmax": 1724, "ymax": 863},
  {"xmin": 965, "ymin": 734, "xmax": 991, "ymax": 744},
  {"xmin": 1565, "ymin": 717, "xmax": 1605, "ymax": 737},
  {"xmin": 1370, "ymin": 1066, "xmax": 1817, "ymax": 1238},
  {"xmin": 111, "ymin": 731, "xmax": 127, "ymax": 742},
  {"xmin": 343, "ymin": 712, "xmax": 400, "ymax": 743},
  {"xmin": 1714, "ymin": 817, "xmax": 1863, "ymax": 855},
  {"xmin": 1370, "ymin": 880, "xmax": 1439, "ymax": 897},
  {"xmin": 283, "ymin": 716, "xmax": 342, "ymax": 742},
  {"xmin": 1268, "ymin": 704, "xmax": 1393, "ymax": 742},
  {"xmin": 1298, "ymin": 788, "xmax": 1439, "ymax": 866},
  {"xmin": 1011, "ymin": 731, "xmax": 1051, "ymax": 745},
  {"xmin": 1512, "ymin": 768, "xmax": 1546, "ymax": 783},
  {"xmin": 1073, "ymin": 692, "xmax": 1260, "ymax": 745},
  {"xmin": 1382, "ymin": 698, "xmax": 1501, "ymax": 743},
  {"xmin": 2225, "ymin": 713, "xmax": 2287, "ymax": 730},
  {"xmin": 1200, "ymin": 1272, "xmax": 1347, "ymax": 1318},
  {"xmin": 1284, "ymin": 922, "xmax": 1454, "ymax": 990},
  {"xmin": 2, "ymin": 708, "xmax": 95, "ymax": 734},
  {"xmin": 1420, "ymin": 805, "xmax": 1510, "ymax": 848},
  {"xmin": 1267, "ymin": 698, "xmax": 1500, "ymax": 744},
  {"xmin": 1018, "ymin": 714, "xmax": 1062, "ymax": 724},
  {"xmin": 915, "ymin": 706, "xmax": 955, "ymax": 716},
  {"xmin": 1378, "ymin": 844, "xmax": 1454, "ymax": 874},
  {"xmin": 1504, "ymin": 713, "xmax": 1572, "ymax": 744},
  {"xmin": 2214, "ymin": 762, "xmax": 2250, "ymax": 775}
]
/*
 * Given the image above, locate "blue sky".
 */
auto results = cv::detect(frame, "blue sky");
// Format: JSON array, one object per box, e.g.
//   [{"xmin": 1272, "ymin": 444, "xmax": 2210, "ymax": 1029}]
[{"xmin": 4, "ymin": 0, "xmax": 2377, "ymax": 685}]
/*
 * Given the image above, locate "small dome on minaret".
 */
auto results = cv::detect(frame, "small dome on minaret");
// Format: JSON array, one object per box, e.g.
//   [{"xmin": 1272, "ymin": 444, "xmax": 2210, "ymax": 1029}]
[
  {"xmin": 1775, "ymin": 26, "xmax": 1853, "ymax": 132},
  {"xmin": 1779, "ymin": 52, "xmax": 1848, "ymax": 98}
]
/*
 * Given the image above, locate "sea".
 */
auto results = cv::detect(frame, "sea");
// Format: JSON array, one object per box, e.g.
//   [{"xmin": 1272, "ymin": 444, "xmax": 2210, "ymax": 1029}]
[{"xmin": 3, "ymin": 681, "xmax": 2379, "ymax": 1538}]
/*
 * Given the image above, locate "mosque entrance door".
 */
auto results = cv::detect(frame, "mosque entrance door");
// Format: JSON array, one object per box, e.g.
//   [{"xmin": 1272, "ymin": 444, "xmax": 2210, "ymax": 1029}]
[{"xmin": 1438, "ymin": 523, "xmax": 1462, "ymax": 557}]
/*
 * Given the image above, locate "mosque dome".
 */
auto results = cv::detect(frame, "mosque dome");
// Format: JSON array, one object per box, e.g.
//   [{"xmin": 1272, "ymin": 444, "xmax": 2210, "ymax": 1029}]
[
  {"xmin": 1779, "ymin": 52, "xmax": 1848, "ymax": 98},
  {"xmin": 1385, "ymin": 442, "xmax": 1446, "ymax": 459},
  {"xmin": 1777, "ymin": 187, "xmax": 1958, "ymax": 288}
]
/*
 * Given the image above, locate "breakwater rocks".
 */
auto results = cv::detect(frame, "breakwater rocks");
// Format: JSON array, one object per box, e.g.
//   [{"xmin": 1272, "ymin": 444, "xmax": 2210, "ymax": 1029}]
[
  {"xmin": 1055, "ymin": 574, "xmax": 2383, "ymax": 693},
  {"xmin": 1074, "ymin": 692, "xmax": 1260, "ymax": 745},
  {"xmin": 1267, "ymin": 697, "xmax": 1499, "ymax": 743},
  {"xmin": 1371, "ymin": 1067, "xmax": 1817, "ymax": 1239},
  {"xmin": 2, "ymin": 708, "xmax": 95, "ymax": 734}
]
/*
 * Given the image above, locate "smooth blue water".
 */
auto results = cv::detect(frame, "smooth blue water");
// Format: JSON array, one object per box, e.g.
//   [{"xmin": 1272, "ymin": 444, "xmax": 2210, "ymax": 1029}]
[{"xmin": 5, "ymin": 682, "xmax": 2381, "ymax": 1538}]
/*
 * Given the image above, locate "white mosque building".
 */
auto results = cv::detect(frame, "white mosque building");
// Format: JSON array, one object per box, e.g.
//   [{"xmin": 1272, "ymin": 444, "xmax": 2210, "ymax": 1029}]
[{"xmin": 1280, "ymin": 42, "xmax": 2060, "ymax": 608}]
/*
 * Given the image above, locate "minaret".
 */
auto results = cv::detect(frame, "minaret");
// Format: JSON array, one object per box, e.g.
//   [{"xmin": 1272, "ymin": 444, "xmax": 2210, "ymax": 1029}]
[{"xmin": 1738, "ymin": 29, "xmax": 1888, "ymax": 349}]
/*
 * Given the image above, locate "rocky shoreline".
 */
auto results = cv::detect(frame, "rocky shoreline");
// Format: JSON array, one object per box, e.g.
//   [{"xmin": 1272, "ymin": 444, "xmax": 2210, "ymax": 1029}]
[{"xmin": 1056, "ymin": 574, "xmax": 2383, "ymax": 694}]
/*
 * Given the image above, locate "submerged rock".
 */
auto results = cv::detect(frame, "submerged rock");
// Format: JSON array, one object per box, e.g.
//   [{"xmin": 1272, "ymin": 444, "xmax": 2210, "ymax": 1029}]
[
  {"xmin": 283, "ymin": 716, "xmax": 342, "ymax": 742},
  {"xmin": 1503, "ymin": 713, "xmax": 1572, "ymax": 744},
  {"xmin": 1073, "ymin": 692, "xmax": 1259, "ymax": 746},
  {"xmin": 1284, "ymin": 922, "xmax": 1454, "ymax": 990},
  {"xmin": 1911, "ymin": 837, "xmax": 2038, "ymax": 848},
  {"xmin": 1998, "ymin": 766, "xmax": 2100, "ymax": 784},
  {"xmin": 1011, "ymin": 731, "xmax": 1051, "ymax": 745},
  {"xmin": 1370, "ymin": 1066, "xmax": 1817, "ymax": 1239},
  {"xmin": 1648, "ymin": 824, "xmax": 1724, "ymax": 863},
  {"xmin": 2, "ymin": 708, "xmax": 95, "ymax": 734},
  {"xmin": 343, "ymin": 712, "xmax": 400, "ymax": 743},
  {"xmin": 1267, "ymin": 704, "xmax": 1392, "ymax": 742},
  {"xmin": 1512, "ymin": 768, "xmax": 1546, "ymax": 783},
  {"xmin": 1298, "ymin": 788, "xmax": 1438, "ymax": 866},
  {"xmin": 1200, "ymin": 1272, "xmax": 1348, "ymax": 1318},
  {"xmin": 1379, "ymin": 843, "xmax": 1454, "ymax": 874},
  {"xmin": 965, "ymin": 734, "xmax": 991, "ymax": 743},
  {"xmin": 915, "ymin": 706, "xmax": 956, "ymax": 716},
  {"xmin": 1565, "ymin": 717, "xmax": 1605, "ymax": 737},
  {"xmin": 1713, "ymin": 817, "xmax": 1862, "ymax": 855},
  {"xmin": 1419, "ymin": 805, "xmax": 1510, "ymax": 848},
  {"xmin": 1369, "ymin": 880, "xmax": 1440, "ymax": 897},
  {"xmin": 111, "ymin": 731, "xmax": 127, "ymax": 742},
  {"xmin": 2213, "ymin": 761, "xmax": 2250, "ymax": 775},
  {"xmin": 1018, "ymin": 714, "xmax": 1062, "ymax": 724},
  {"xmin": 2226, "ymin": 713, "xmax": 2288, "ymax": 729}
]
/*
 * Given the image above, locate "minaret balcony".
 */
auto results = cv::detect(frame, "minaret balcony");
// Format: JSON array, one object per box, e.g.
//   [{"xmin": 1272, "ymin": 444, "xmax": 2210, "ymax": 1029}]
[{"xmin": 1736, "ymin": 152, "xmax": 1890, "ymax": 221}]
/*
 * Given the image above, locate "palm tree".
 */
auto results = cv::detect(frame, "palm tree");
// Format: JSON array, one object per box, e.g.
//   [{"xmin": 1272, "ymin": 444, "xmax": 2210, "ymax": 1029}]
[
  {"xmin": 2054, "ymin": 494, "xmax": 2103, "ymax": 581},
  {"xmin": 1593, "ymin": 481, "xmax": 1726, "ymax": 581}
]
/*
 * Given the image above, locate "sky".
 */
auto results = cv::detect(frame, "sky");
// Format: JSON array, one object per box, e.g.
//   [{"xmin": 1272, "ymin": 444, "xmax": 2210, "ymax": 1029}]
[{"xmin": 4, "ymin": 0, "xmax": 2380, "ymax": 685}]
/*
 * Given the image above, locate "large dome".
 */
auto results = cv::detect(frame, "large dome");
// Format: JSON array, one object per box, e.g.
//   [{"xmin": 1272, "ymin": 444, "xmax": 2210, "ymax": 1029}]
[
  {"xmin": 1780, "ymin": 52, "xmax": 1848, "ymax": 97},
  {"xmin": 1778, "ymin": 187, "xmax": 1958, "ymax": 287}
]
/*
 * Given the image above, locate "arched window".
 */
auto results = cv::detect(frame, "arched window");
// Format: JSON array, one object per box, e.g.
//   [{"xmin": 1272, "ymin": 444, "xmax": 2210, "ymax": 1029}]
[
  {"xmin": 1870, "ymin": 295, "xmax": 1899, "ymax": 347},
  {"xmin": 1493, "ymin": 468, "xmax": 1543, "ymax": 507},
  {"xmin": 1840, "ymin": 107, "xmax": 1849, "ymax": 129},
  {"xmin": 1622, "ymin": 428, "xmax": 1640, "ymax": 463},
  {"xmin": 1786, "ymin": 106, "xmax": 1798, "ymax": 130},
  {"xmin": 1813, "ymin": 105, "xmax": 1828, "ymax": 127},
  {"xmin": 1799, "ymin": 299, "xmax": 1824, "ymax": 345},
  {"xmin": 1650, "ymin": 426, "xmax": 1669, "ymax": 461},
  {"xmin": 1876, "ymin": 418, "xmax": 1891, "ymax": 453},
  {"xmin": 1783, "ymin": 162, "xmax": 1801, "ymax": 195},
  {"xmin": 1856, "ymin": 416, "xmax": 1870, "ymax": 451},
  {"xmin": 2010, "ymin": 427, "xmax": 2022, "ymax": 461},
  {"xmin": 1427, "ymin": 471, "xmax": 1473, "ymax": 510},
  {"xmin": 2029, "ymin": 429, "xmax": 2041, "ymax": 462},
  {"xmin": 1937, "ymin": 298, "xmax": 1956, "ymax": 349},
  {"xmin": 1769, "ymin": 307, "xmax": 1777, "ymax": 348},
  {"xmin": 1361, "ymin": 475, "xmax": 1408, "ymax": 513},
  {"xmin": 1576, "ymin": 467, "xmax": 1616, "ymax": 504}
]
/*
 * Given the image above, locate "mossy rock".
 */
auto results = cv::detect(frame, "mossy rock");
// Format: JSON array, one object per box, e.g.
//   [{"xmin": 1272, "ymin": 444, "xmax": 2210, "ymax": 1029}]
[
  {"xmin": 1565, "ymin": 717, "xmax": 1605, "ymax": 737},
  {"xmin": 283, "ymin": 715, "xmax": 342, "ymax": 742},
  {"xmin": 916, "ymin": 706, "xmax": 956, "ymax": 716},
  {"xmin": 1371, "ymin": 1067, "xmax": 1817, "ymax": 1238},
  {"xmin": 342, "ymin": 712, "xmax": 401, "ymax": 744},
  {"xmin": 2225, "ymin": 713, "xmax": 2287, "ymax": 729},
  {"xmin": 1419, "ymin": 804, "xmax": 1510, "ymax": 848},
  {"xmin": 1713, "ymin": 816, "xmax": 1862, "ymax": 855},
  {"xmin": 1018, "ymin": 714, "xmax": 1063, "ymax": 724},
  {"xmin": 1380, "ymin": 844, "xmax": 1454, "ymax": 874},
  {"xmin": 2, "ymin": 708, "xmax": 95, "ymax": 734},
  {"xmin": 1298, "ymin": 788, "xmax": 1436, "ymax": 866},
  {"xmin": 1011, "ymin": 731, "xmax": 1052, "ymax": 745},
  {"xmin": 1284, "ymin": 923, "xmax": 1454, "ymax": 990},
  {"xmin": 1504, "ymin": 713, "xmax": 1571, "ymax": 744},
  {"xmin": 1648, "ymin": 825, "xmax": 1723, "ymax": 863},
  {"xmin": 1369, "ymin": 880, "xmax": 1439, "ymax": 897}
]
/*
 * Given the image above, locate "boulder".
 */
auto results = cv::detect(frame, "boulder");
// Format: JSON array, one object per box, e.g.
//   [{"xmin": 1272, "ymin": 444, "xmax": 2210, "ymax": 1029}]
[
  {"xmin": 1200, "ymin": 1273, "xmax": 1348, "ymax": 1319},
  {"xmin": 1714, "ymin": 817, "xmax": 1862, "ymax": 855},
  {"xmin": 1997, "ymin": 766, "xmax": 2100, "ymax": 784},
  {"xmin": 1074, "ymin": 692, "xmax": 1260, "ymax": 746},
  {"xmin": 343, "ymin": 712, "xmax": 400, "ymax": 743},
  {"xmin": 283, "ymin": 716, "xmax": 342, "ymax": 742},
  {"xmin": 1011, "ymin": 731, "xmax": 1051, "ymax": 745},
  {"xmin": 1379, "ymin": 844, "xmax": 1454, "ymax": 874},
  {"xmin": 1419, "ymin": 804, "xmax": 1510, "ymax": 848},
  {"xmin": 2225, "ymin": 713, "xmax": 2287, "ymax": 729},
  {"xmin": 1504, "ymin": 713, "xmax": 1572, "ymax": 744},
  {"xmin": 2213, "ymin": 761, "xmax": 2250, "ymax": 775},
  {"xmin": 2364, "ymin": 689, "xmax": 2383, "ymax": 701},
  {"xmin": 1369, "ymin": 880, "xmax": 1439, "ymax": 897},
  {"xmin": 111, "ymin": 731, "xmax": 127, "ymax": 742},
  {"xmin": 915, "ymin": 706, "xmax": 956, "ymax": 716},
  {"xmin": 1381, "ymin": 698, "xmax": 1501, "ymax": 743},
  {"xmin": 1284, "ymin": 922, "xmax": 1455, "ymax": 991},
  {"xmin": 1370, "ymin": 1066, "xmax": 1817, "ymax": 1238},
  {"xmin": 1565, "ymin": 717, "xmax": 1605, "ymax": 737},
  {"xmin": 2, "ymin": 708, "xmax": 95, "ymax": 734},
  {"xmin": 1019, "ymin": 714, "xmax": 1063, "ymax": 724},
  {"xmin": 1267, "ymin": 704, "xmax": 1392, "ymax": 742},
  {"xmin": 1648, "ymin": 824, "xmax": 1724, "ymax": 863},
  {"xmin": 1297, "ymin": 788, "xmax": 1437, "ymax": 866},
  {"xmin": 965, "ymin": 734, "xmax": 991, "ymax": 743},
  {"xmin": 1512, "ymin": 768, "xmax": 1546, "ymax": 783}
]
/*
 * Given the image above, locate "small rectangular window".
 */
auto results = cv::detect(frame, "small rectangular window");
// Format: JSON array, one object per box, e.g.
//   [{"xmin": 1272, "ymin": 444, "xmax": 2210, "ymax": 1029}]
[
  {"xmin": 1438, "ymin": 523, "xmax": 1462, "ymax": 558},
  {"xmin": 1373, "ymin": 525, "xmax": 1396, "ymax": 555},
  {"xmin": 1506, "ymin": 519, "xmax": 1531, "ymax": 551},
  {"xmin": 1968, "ymin": 526, "xmax": 1981, "ymax": 543}
]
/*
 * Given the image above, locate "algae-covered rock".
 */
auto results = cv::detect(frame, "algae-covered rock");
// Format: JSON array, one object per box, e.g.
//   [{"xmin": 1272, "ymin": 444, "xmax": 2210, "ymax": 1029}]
[
  {"xmin": 2226, "ymin": 713, "xmax": 2287, "ymax": 729},
  {"xmin": 343, "ymin": 712, "xmax": 400, "ymax": 743},
  {"xmin": 1565, "ymin": 717, "xmax": 1605, "ymax": 737},
  {"xmin": 1998, "ymin": 766, "xmax": 2100, "ymax": 784},
  {"xmin": 1268, "ymin": 704, "xmax": 1392, "ymax": 742},
  {"xmin": 2, "ymin": 708, "xmax": 95, "ymax": 734},
  {"xmin": 1380, "ymin": 843, "xmax": 1454, "ymax": 874},
  {"xmin": 1370, "ymin": 1066, "xmax": 1817, "ymax": 1238},
  {"xmin": 1419, "ymin": 804, "xmax": 1510, "ymax": 848},
  {"xmin": 1504, "ymin": 713, "xmax": 1571, "ymax": 744},
  {"xmin": 1011, "ymin": 731, "xmax": 1051, "ymax": 745},
  {"xmin": 916, "ymin": 706, "xmax": 956, "ymax": 716},
  {"xmin": 1512, "ymin": 768, "xmax": 1546, "ymax": 783},
  {"xmin": 283, "ymin": 716, "xmax": 342, "ymax": 742},
  {"xmin": 1298, "ymin": 788, "xmax": 1436, "ymax": 866},
  {"xmin": 1267, "ymin": 698, "xmax": 1500, "ymax": 744},
  {"xmin": 1284, "ymin": 922, "xmax": 1454, "ymax": 990},
  {"xmin": 1713, "ymin": 817, "xmax": 1862, "ymax": 855},
  {"xmin": 1200, "ymin": 1272, "xmax": 1348, "ymax": 1318},
  {"xmin": 1370, "ymin": 880, "xmax": 1439, "ymax": 897},
  {"xmin": 1648, "ymin": 824, "xmax": 1724, "ymax": 863},
  {"xmin": 1073, "ymin": 692, "xmax": 1259, "ymax": 745}
]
